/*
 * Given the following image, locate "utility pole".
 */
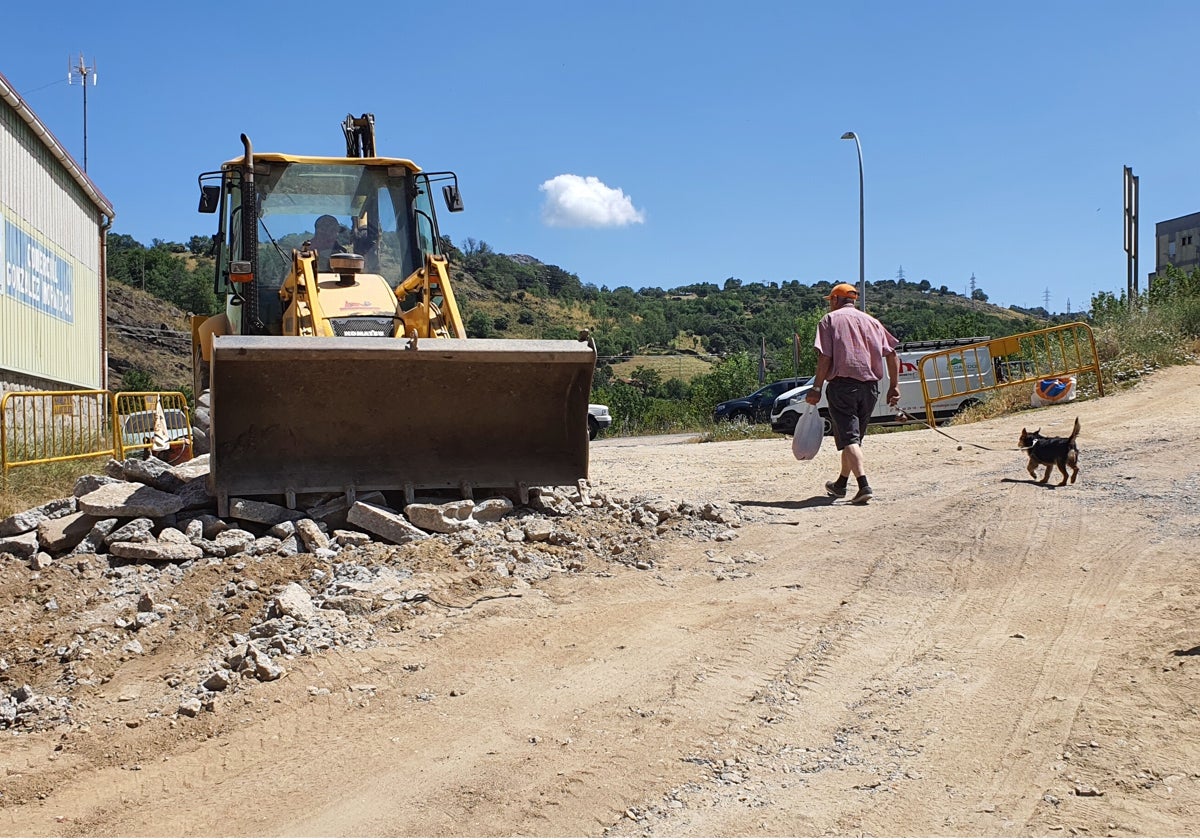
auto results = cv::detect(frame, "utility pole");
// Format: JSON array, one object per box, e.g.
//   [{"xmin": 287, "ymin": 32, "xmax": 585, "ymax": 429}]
[
  {"xmin": 1124, "ymin": 165, "xmax": 1139, "ymax": 309},
  {"xmin": 67, "ymin": 54, "xmax": 97, "ymax": 172}
]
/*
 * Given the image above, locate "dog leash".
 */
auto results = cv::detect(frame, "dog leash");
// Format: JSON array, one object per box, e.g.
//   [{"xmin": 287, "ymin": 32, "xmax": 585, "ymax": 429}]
[{"xmin": 892, "ymin": 409, "xmax": 1029, "ymax": 452}]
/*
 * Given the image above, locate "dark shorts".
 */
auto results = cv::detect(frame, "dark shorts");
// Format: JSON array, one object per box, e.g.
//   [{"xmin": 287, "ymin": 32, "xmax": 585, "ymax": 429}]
[{"xmin": 825, "ymin": 377, "xmax": 879, "ymax": 450}]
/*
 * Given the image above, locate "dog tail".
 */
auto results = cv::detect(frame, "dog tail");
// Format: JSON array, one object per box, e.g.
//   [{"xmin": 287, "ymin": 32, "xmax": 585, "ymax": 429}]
[{"xmin": 1068, "ymin": 417, "xmax": 1080, "ymax": 444}]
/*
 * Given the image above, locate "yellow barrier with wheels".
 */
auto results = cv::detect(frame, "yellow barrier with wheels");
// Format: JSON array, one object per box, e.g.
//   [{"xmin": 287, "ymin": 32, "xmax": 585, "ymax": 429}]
[
  {"xmin": 916, "ymin": 322, "xmax": 1104, "ymax": 423},
  {"xmin": 112, "ymin": 391, "xmax": 193, "ymax": 462},
  {"xmin": 1, "ymin": 390, "xmax": 195, "ymax": 483}
]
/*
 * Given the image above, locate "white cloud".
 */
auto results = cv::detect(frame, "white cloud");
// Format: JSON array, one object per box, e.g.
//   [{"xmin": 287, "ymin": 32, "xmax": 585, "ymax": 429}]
[{"xmin": 539, "ymin": 174, "xmax": 646, "ymax": 228}]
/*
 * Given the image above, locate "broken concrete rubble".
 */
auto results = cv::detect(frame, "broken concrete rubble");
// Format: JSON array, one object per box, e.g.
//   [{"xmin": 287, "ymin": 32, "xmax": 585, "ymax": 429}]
[
  {"xmin": 0, "ymin": 496, "xmax": 76, "ymax": 537},
  {"xmin": 0, "ymin": 531, "xmax": 38, "ymax": 559},
  {"xmin": 1, "ymin": 453, "xmax": 753, "ymax": 729},
  {"xmin": 78, "ymin": 482, "xmax": 185, "ymax": 519},
  {"xmin": 347, "ymin": 501, "xmax": 428, "ymax": 544}
]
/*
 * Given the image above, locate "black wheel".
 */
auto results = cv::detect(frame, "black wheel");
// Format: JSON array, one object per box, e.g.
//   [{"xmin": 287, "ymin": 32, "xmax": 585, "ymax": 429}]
[{"xmin": 588, "ymin": 415, "xmax": 599, "ymax": 441}]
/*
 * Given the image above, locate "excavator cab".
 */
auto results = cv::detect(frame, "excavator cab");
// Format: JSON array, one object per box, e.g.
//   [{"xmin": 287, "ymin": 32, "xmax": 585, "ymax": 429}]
[
  {"xmin": 192, "ymin": 116, "xmax": 596, "ymax": 515},
  {"xmin": 199, "ymin": 152, "xmax": 449, "ymax": 335}
]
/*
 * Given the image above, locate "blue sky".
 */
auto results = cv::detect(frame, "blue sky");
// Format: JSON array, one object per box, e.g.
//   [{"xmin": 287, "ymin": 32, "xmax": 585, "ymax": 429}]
[{"xmin": 3, "ymin": 1, "xmax": 1194, "ymax": 314}]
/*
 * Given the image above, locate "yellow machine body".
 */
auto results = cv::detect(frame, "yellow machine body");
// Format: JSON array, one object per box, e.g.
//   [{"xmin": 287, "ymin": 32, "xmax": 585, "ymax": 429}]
[{"xmin": 192, "ymin": 116, "xmax": 595, "ymax": 514}]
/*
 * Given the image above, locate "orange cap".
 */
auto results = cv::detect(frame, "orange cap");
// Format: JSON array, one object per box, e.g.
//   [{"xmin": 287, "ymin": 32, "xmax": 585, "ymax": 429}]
[{"xmin": 825, "ymin": 282, "xmax": 859, "ymax": 300}]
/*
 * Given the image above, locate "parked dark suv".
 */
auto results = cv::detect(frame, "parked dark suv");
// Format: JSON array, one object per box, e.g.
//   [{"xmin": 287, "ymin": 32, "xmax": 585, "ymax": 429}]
[{"xmin": 712, "ymin": 377, "xmax": 812, "ymax": 424}]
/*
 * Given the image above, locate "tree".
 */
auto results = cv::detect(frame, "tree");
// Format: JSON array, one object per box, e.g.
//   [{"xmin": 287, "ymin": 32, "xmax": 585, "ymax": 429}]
[
  {"xmin": 660, "ymin": 378, "xmax": 690, "ymax": 400},
  {"xmin": 590, "ymin": 381, "xmax": 650, "ymax": 435},
  {"xmin": 466, "ymin": 311, "xmax": 494, "ymax": 337},
  {"xmin": 971, "ymin": 288, "xmax": 989, "ymax": 303},
  {"xmin": 120, "ymin": 368, "xmax": 157, "ymax": 391},
  {"xmin": 188, "ymin": 235, "xmax": 214, "ymax": 256},
  {"xmin": 688, "ymin": 353, "xmax": 758, "ymax": 416},
  {"xmin": 629, "ymin": 365, "xmax": 662, "ymax": 395}
]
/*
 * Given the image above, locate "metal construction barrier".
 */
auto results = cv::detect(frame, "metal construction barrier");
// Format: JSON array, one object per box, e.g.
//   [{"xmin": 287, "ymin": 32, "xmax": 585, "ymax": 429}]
[
  {"xmin": 0, "ymin": 389, "xmax": 113, "ymax": 480},
  {"xmin": 112, "ymin": 391, "xmax": 194, "ymax": 461},
  {"xmin": 1, "ymin": 390, "xmax": 195, "ymax": 482},
  {"xmin": 916, "ymin": 322, "xmax": 1104, "ymax": 423}
]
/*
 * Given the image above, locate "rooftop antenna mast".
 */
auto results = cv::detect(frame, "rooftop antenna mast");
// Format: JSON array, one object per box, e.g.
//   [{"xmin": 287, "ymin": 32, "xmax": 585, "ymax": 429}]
[{"xmin": 67, "ymin": 53, "xmax": 97, "ymax": 172}]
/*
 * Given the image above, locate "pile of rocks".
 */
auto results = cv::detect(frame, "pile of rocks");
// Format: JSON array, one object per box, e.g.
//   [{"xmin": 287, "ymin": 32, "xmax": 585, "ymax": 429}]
[
  {"xmin": 2, "ymin": 453, "xmax": 744, "ymax": 566},
  {"xmin": 1, "ymin": 455, "xmax": 750, "ymax": 729}
]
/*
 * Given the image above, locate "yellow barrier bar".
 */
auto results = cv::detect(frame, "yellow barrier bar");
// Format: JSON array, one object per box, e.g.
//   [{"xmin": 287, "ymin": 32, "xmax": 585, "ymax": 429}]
[
  {"xmin": 2, "ymin": 390, "xmax": 197, "ymax": 483},
  {"xmin": 0, "ymin": 390, "xmax": 113, "ymax": 479},
  {"xmin": 917, "ymin": 322, "xmax": 1104, "ymax": 424},
  {"xmin": 112, "ymin": 391, "xmax": 194, "ymax": 461}
]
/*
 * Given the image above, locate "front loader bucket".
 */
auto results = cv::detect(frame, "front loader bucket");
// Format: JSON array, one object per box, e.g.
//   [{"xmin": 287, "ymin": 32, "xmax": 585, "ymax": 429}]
[{"xmin": 208, "ymin": 336, "xmax": 596, "ymax": 513}]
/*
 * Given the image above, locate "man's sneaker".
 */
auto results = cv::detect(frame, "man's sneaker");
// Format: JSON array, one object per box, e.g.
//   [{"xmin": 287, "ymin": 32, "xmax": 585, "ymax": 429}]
[
  {"xmin": 849, "ymin": 486, "xmax": 874, "ymax": 505},
  {"xmin": 825, "ymin": 480, "xmax": 847, "ymax": 498}
]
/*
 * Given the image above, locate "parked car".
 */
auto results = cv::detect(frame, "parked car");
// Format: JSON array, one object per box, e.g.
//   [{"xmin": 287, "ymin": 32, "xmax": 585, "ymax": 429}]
[
  {"xmin": 119, "ymin": 408, "xmax": 191, "ymax": 449},
  {"xmin": 588, "ymin": 403, "xmax": 612, "ymax": 440},
  {"xmin": 712, "ymin": 377, "xmax": 812, "ymax": 424},
  {"xmin": 769, "ymin": 338, "xmax": 994, "ymax": 435}
]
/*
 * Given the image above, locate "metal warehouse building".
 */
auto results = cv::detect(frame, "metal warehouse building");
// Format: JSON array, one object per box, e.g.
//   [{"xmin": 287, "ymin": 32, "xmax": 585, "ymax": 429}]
[{"xmin": 1, "ymin": 70, "xmax": 114, "ymax": 396}]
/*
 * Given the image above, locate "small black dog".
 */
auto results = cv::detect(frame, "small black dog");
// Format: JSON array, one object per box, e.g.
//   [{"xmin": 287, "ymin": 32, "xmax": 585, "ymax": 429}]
[{"xmin": 1018, "ymin": 417, "xmax": 1080, "ymax": 486}]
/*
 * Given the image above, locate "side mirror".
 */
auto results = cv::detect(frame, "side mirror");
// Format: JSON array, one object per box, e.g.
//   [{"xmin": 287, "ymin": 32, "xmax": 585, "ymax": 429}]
[
  {"xmin": 442, "ymin": 184, "xmax": 464, "ymax": 213},
  {"xmin": 198, "ymin": 185, "xmax": 221, "ymax": 214}
]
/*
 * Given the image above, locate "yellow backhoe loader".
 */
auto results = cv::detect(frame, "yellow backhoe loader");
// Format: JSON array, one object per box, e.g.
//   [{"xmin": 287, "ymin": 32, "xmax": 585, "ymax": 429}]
[{"xmin": 191, "ymin": 114, "xmax": 596, "ymax": 516}]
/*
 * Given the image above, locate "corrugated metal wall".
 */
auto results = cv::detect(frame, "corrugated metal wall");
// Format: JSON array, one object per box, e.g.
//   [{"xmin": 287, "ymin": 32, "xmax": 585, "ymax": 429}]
[{"xmin": 0, "ymin": 99, "xmax": 103, "ymax": 390}]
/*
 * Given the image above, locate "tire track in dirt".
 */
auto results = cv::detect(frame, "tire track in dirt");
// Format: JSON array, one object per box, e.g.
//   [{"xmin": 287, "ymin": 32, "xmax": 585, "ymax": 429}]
[
  {"xmin": 1023, "ymin": 539, "xmax": 1200, "ymax": 836},
  {"xmin": 38, "ymin": 559, "xmax": 878, "ymax": 836},
  {"xmin": 814, "ymin": 497, "xmax": 1144, "ymax": 835},
  {"xmin": 602, "ymin": 448, "xmax": 1151, "ymax": 837},
  {"xmin": 602, "ymin": 527, "xmax": 970, "ymax": 836}
]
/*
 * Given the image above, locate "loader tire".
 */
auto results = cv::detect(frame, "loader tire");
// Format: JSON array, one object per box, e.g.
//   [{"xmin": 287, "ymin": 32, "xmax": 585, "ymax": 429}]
[{"xmin": 192, "ymin": 390, "xmax": 211, "ymax": 455}]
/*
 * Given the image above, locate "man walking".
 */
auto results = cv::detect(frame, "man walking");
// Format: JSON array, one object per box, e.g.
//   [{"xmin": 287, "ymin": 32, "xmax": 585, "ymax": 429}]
[{"xmin": 805, "ymin": 283, "xmax": 900, "ymax": 504}]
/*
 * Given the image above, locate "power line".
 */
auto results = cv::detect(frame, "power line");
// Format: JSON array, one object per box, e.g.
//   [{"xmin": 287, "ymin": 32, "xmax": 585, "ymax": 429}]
[{"xmin": 18, "ymin": 77, "xmax": 68, "ymax": 96}]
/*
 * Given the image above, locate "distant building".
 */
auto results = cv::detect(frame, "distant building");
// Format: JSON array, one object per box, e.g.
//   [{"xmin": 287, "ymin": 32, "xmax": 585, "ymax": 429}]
[
  {"xmin": 1, "ymin": 71, "xmax": 114, "ymax": 396},
  {"xmin": 1150, "ymin": 211, "xmax": 1200, "ymax": 286}
]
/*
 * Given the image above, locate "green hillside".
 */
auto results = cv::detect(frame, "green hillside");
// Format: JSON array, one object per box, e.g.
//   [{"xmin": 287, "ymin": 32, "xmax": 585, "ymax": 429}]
[{"xmin": 104, "ymin": 232, "xmax": 1088, "ymax": 434}]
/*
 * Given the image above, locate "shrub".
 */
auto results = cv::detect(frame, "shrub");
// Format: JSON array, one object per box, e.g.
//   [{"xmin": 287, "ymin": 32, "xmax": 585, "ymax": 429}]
[{"xmin": 121, "ymin": 368, "xmax": 157, "ymax": 392}]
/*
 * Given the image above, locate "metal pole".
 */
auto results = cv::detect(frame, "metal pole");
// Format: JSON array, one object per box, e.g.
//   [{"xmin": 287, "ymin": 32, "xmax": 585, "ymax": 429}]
[
  {"xmin": 842, "ymin": 132, "xmax": 865, "ymax": 311},
  {"xmin": 70, "ymin": 55, "xmax": 96, "ymax": 173},
  {"xmin": 82, "ymin": 73, "xmax": 88, "ymax": 172}
]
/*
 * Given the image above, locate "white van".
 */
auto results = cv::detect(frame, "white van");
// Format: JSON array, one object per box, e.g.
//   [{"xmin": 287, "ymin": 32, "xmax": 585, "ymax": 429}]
[{"xmin": 769, "ymin": 337, "xmax": 996, "ymax": 436}]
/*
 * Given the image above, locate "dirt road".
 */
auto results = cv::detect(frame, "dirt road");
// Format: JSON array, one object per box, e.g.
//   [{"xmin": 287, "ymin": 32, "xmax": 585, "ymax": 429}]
[{"xmin": 4, "ymin": 364, "xmax": 1199, "ymax": 837}]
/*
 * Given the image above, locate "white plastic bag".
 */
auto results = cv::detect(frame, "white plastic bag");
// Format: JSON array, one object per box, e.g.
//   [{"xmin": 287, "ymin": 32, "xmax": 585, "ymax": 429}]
[{"xmin": 791, "ymin": 402, "xmax": 823, "ymax": 461}]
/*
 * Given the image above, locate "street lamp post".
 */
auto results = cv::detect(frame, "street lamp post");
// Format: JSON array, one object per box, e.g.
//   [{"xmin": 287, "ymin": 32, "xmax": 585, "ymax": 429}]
[{"xmin": 841, "ymin": 131, "xmax": 865, "ymax": 312}]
